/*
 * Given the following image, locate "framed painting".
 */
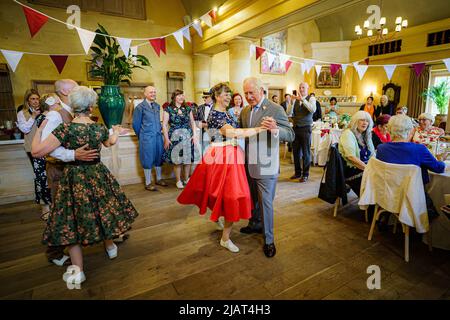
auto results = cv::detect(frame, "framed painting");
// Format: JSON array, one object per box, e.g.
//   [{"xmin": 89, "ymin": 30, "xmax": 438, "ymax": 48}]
[
  {"xmin": 86, "ymin": 62, "xmax": 103, "ymax": 81},
  {"xmin": 315, "ymin": 66, "xmax": 342, "ymax": 88},
  {"xmin": 261, "ymin": 30, "xmax": 287, "ymax": 74}
]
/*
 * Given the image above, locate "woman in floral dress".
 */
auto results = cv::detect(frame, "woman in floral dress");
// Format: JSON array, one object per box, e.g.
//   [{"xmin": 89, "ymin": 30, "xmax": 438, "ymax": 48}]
[
  {"xmin": 162, "ymin": 89, "xmax": 199, "ymax": 189},
  {"xmin": 412, "ymin": 113, "xmax": 445, "ymax": 155},
  {"xmin": 32, "ymin": 86, "xmax": 138, "ymax": 285}
]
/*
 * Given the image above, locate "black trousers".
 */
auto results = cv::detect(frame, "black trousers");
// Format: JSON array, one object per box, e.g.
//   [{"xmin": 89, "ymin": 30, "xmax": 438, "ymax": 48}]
[{"xmin": 292, "ymin": 126, "xmax": 312, "ymax": 177}]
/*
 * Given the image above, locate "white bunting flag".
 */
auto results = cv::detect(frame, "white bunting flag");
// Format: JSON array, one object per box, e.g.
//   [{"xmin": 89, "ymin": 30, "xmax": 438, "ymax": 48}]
[
  {"xmin": 76, "ymin": 28, "xmax": 96, "ymax": 54},
  {"xmin": 117, "ymin": 37, "xmax": 132, "ymax": 58},
  {"xmin": 300, "ymin": 62, "xmax": 305, "ymax": 75},
  {"xmin": 130, "ymin": 46, "xmax": 138, "ymax": 63},
  {"xmin": 182, "ymin": 27, "xmax": 191, "ymax": 43},
  {"xmin": 304, "ymin": 59, "xmax": 315, "ymax": 74},
  {"xmin": 201, "ymin": 13, "xmax": 213, "ymax": 28},
  {"xmin": 314, "ymin": 65, "xmax": 322, "ymax": 77},
  {"xmin": 279, "ymin": 54, "xmax": 290, "ymax": 66},
  {"xmin": 341, "ymin": 64, "xmax": 349, "ymax": 74},
  {"xmin": 0, "ymin": 49, "xmax": 24, "ymax": 72},
  {"xmin": 266, "ymin": 52, "xmax": 276, "ymax": 68},
  {"xmin": 192, "ymin": 22, "xmax": 203, "ymax": 38},
  {"xmin": 383, "ymin": 64, "xmax": 397, "ymax": 81},
  {"xmin": 353, "ymin": 63, "xmax": 369, "ymax": 80},
  {"xmin": 443, "ymin": 58, "xmax": 450, "ymax": 73},
  {"xmin": 173, "ymin": 30, "xmax": 184, "ymax": 49}
]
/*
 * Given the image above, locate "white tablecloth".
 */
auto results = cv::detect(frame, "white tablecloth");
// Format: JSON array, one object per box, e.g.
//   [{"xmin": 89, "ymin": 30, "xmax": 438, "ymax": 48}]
[
  {"xmin": 424, "ymin": 166, "xmax": 450, "ymax": 250},
  {"xmin": 311, "ymin": 128, "xmax": 342, "ymax": 166}
]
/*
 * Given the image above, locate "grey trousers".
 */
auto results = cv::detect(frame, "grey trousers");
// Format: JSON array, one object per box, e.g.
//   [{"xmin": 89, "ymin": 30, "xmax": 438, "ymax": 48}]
[{"xmin": 248, "ymin": 176, "xmax": 277, "ymax": 244}]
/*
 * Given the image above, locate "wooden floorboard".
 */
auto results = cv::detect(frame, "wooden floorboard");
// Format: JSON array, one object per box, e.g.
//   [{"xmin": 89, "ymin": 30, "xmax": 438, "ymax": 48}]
[{"xmin": 1, "ymin": 157, "xmax": 449, "ymax": 300}]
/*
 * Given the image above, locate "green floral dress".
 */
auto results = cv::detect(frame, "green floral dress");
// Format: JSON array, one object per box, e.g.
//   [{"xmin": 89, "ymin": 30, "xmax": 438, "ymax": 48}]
[{"xmin": 42, "ymin": 123, "xmax": 138, "ymax": 247}]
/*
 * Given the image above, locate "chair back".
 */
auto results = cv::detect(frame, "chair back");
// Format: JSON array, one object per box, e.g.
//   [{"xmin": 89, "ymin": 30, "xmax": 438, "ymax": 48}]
[{"xmin": 359, "ymin": 157, "xmax": 429, "ymax": 233}]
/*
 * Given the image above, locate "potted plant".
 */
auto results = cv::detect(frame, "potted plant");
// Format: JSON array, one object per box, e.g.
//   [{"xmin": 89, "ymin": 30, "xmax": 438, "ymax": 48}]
[
  {"xmin": 422, "ymin": 80, "xmax": 449, "ymax": 127},
  {"xmin": 88, "ymin": 24, "xmax": 150, "ymax": 128}
]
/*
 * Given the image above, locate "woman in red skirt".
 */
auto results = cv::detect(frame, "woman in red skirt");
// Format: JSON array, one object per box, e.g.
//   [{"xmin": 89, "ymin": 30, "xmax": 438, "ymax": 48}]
[{"xmin": 177, "ymin": 83, "xmax": 266, "ymax": 253}]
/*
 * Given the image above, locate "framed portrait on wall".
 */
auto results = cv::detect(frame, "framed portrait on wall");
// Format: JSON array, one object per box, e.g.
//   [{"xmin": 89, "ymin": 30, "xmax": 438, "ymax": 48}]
[
  {"xmin": 315, "ymin": 66, "xmax": 342, "ymax": 88},
  {"xmin": 260, "ymin": 30, "xmax": 287, "ymax": 74}
]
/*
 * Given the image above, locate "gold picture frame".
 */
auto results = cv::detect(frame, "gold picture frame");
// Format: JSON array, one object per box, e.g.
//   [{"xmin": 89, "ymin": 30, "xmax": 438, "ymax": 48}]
[
  {"xmin": 260, "ymin": 30, "xmax": 287, "ymax": 75},
  {"xmin": 315, "ymin": 66, "xmax": 342, "ymax": 88}
]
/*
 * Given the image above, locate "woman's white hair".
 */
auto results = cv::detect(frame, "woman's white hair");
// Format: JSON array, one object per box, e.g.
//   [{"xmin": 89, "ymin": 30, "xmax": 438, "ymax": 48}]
[
  {"xmin": 418, "ymin": 112, "xmax": 435, "ymax": 124},
  {"xmin": 69, "ymin": 86, "xmax": 98, "ymax": 114},
  {"xmin": 388, "ymin": 114, "xmax": 414, "ymax": 140},
  {"xmin": 349, "ymin": 110, "xmax": 373, "ymax": 147}
]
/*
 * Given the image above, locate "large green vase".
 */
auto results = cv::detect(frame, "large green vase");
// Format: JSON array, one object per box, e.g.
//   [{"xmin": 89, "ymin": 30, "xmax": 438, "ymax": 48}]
[{"xmin": 98, "ymin": 85, "xmax": 125, "ymax": 128}]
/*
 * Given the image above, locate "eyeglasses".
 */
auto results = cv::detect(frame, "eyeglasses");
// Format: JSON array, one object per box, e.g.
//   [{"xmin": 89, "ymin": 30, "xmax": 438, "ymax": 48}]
[{"xmin": 418, "ymin": 118, "xmax": 429, "ymax": 121}]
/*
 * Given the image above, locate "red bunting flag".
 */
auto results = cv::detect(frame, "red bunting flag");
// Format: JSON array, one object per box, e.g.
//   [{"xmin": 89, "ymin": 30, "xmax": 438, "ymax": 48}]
[
  {"xmin": 412, "ymin": 63, "xmax": 426, "ymax": 77},
  {"xmin": 149, "ymin": 38, "xmax": 166, "ymax": 57},
  {"xmin": 330, "ymin": 64, "xmax": 341, "ymax": 77},
  {"xmin": 364, "ymin": 58, "xmax": 370, "ymax": 65},
  {"xmin": 285, "ymin": 60, "xmax": 293, "ymax": 72},
  {"xmin": 22, "ymin": 6, "xmax": 49, "ymax": 37},
  {"xmin": 209, "ymin": 10, "xmax": 217, "ymax": 22},
  {"xmin": 49, "ymin": 55, "xmax": 68, "ymax": 74},
  {"xmin": 255, "ymin": 47, "xmax": 266, "ymax": 60}
]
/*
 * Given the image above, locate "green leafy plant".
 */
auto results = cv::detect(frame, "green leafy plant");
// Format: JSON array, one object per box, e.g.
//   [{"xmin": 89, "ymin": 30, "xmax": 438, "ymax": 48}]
[
  {"xmin": 422, "ymin": 80, "xmax": 449, "ymax": 114},
  {"xmin": 88, "ymin": 24, "xmax": 150, "ymax": 85}
]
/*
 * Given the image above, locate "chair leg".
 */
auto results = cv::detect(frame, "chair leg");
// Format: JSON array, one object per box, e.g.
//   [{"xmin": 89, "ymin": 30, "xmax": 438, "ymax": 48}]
[
  {"xmin": 404, "ymin": 224, "xmax": 410, "ymax": 262},
  {"xmin": 368, "ymin": 204, "xmax": 380, "ymax": 240},
  {"xmin": 333, "ymin": 198, "xmax": 340, "ymax": 217},
  {"xmin": 364, "ymin": 209, "xmax": 368, "ymax": 223}
]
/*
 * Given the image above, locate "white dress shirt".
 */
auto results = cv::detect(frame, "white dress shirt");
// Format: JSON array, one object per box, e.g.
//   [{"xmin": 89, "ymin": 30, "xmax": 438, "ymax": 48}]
[
  {"xmin": 41, "ymin": 106, "xmax": 75, "ymax": 162},
  {"xmin": 16, "ymin": 109, "xmax": 35, "ymax": 134}
]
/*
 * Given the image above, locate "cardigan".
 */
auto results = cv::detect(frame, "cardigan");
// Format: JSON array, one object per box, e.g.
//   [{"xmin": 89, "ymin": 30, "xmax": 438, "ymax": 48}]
[{"xmin": 338, "ymin": 129, "xmax": 375, "ymax": 168}]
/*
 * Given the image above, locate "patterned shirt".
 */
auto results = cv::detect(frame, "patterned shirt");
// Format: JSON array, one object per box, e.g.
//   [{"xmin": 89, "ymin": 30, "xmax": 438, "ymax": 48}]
[{"xmin": 207, "ymin": 108, "xmax": 238, "ymax": 142}]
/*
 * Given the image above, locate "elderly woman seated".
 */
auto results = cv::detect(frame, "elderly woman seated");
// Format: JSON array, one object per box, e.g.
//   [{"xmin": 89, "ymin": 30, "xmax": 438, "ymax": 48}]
[
  {"xmin": 372, "ymin": 114, "xmax": 391, "ymax": 150},
  {"xmin": 377, "ymin": 114, "xmax": 448, "ymax": 220},
  {"xmin": 339, "ymin": 110, "xmax": 375, "ymax": 197},
  {"xmin": 412, "ymin": 113, "xmax": 445, "ymax": 153}
]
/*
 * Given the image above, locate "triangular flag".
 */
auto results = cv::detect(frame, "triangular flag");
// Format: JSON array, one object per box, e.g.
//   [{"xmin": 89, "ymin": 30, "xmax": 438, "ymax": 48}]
[
  {"xmin": 182, "ymin": 27, "xmax": 191, "ymax": 43},
  {"xmin": 209, "ymin": 10, "xmax": 217, "ymax": 22},
  {"xmin": 130, "ymin": 46, "xmax": 138, "ymax": 63},
  {"xmin": 285, "ymin": 60, "xmax": 293, "ymax": 72},
  {"xmin": 279, "ymin": 54, "xmax": 290, "ymax": 65},
  {"xmin": 249, "ymin": 44, "xmax": 256, "ymax": 56},
  {"xmin": 173, "ymin": 30, "xmax": 184, "ymax": 49},
  {"xmin": 383, "ymin": 65, "xmax": 397, "ymax": 81},
  {"xmin": 149, "ymin": 38, "xmax": 162, "ymax": 57},
  {"xmin": 304, "ymin": 59, "xmax": 315, "ymax": 73},
  {"xmin": 49, "ymin": 55, "xmax": 68, "ymax": 74},
  {"xmin": 76, "ymin": 28, "xmax": 96, "ymax": 54},
  {"xmin": 314, "ymin": 65, "xmax": 322, "ymax": 78},
  {"xmin": 201, "ymin": 13, "xmax": 213, "ymax": 28},
  {"xmin": 341, "ymin": 64, "xmax": 349, "ymax": 74},
  {"xmin": 364, "ymin": 57, "xmax": 370, "ymax": 65},
  {"xmin": 412, "ymin": 63, "xmax": 426, "ymax": 77},
  {"xmin": 22, "ymin": 6, "xmax": 48, "ymax": 37},
  {"xmin": 117, "ymin": 37, "xmax": 132, "ymax": 58},
  {"xmin": 160, "ymin": 38, "xmax": 167, "ymax": 55},
  {"xmin": 266, "ymin": 52, "xmax": 276, "ymax": 68},
  {"xmin": 192, "ymin": 22, "xmax": 203, "ymax": 38},
  {"xmin": 443, "ymin": 58, "xmax": 450, "ymax": 72},
  {"xmin": 256, "ymin": 47, "xmax": 265, "ymax": 60},
  {"xmin": 354, "ymin": 64, "xmax": 369, "ymax": 80},
  {"xmin": 300, "ymin": 63, "xmax": 305, "ymax": 74},
  {"xmin": 330, "ymin": 64, "xmax": 341, "ymax": 77},
  {"xmin": 1, "ymin": 49, "xmax": 24, "ymax": 72}
]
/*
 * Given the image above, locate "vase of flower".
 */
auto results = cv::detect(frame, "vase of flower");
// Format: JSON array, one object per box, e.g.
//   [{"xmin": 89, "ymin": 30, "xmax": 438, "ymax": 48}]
[{"xmin": 98, "ymin": 86, "xmax": 125, "ymax": 128}]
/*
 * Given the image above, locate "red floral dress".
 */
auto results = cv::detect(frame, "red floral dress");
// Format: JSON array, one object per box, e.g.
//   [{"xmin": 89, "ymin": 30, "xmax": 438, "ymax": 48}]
[
  {"xmin": 412, "ymin": 126, "xmax": 445, "ymax": 154},
  {"xmin": 42, "ymin": 123, "xmax": 138, "ymax": 246}
]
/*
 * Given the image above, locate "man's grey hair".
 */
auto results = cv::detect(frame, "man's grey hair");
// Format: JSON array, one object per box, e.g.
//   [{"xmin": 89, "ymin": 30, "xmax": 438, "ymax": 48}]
[
  {"xmin": 349, "ymin": 110, "xmax": 373, "ymax": 147},
  {"xmin": 388, "ymin": 114, "xmax": 414, "ymax": 140},
  {"xmin": 299, "ymin": 82, "xmax": 309, "ymax": 89},
  {"xmin": 55, "ymin": 79, "xmax": 78, "ymax": 97},
  {"xmin": 69, "ymin": 86, "xmax": 98, "ymax": 114},
  {"xmin": 243, "ymin": 77, "xmax": 264, "ymax": 91}
]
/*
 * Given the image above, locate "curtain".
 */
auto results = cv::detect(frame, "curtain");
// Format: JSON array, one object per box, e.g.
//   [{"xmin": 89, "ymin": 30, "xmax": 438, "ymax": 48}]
[{"xmin": 407, "ymin": 65, "xmax": 430, "ymax": 119}]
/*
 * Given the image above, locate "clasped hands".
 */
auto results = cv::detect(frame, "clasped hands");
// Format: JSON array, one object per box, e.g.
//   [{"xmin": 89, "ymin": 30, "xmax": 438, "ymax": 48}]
[{"xmin": 261, "ymin": 116, "xmax": 279, "ymax": 134}]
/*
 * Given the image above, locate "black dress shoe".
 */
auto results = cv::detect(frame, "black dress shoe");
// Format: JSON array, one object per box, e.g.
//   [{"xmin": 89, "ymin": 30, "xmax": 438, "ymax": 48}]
[
  {"xmin": 299, "ymin": 176, "xmax": 309, "ymax": 183},
  {"xmin": 263, "ymin": 243, "xmax": 276, "ymax": 258},
  {"xmin": 290, "ymin": 174, "xmax": 302, "ymax": 179},
  {"xmin": 240, "ymin": 226, "xmax": 263, "ymax": 234}
]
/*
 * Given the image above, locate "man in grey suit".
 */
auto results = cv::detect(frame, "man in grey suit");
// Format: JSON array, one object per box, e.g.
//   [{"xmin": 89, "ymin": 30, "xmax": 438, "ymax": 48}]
[{"xmin": 239, "ymin": 77, "xmax": 295, "ymax": 258}]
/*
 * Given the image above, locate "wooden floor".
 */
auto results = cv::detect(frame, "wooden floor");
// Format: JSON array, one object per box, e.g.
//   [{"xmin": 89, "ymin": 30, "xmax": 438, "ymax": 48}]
[{"xmin": 1, "ymin": 157, "xmax": 449, "ymax": 300}]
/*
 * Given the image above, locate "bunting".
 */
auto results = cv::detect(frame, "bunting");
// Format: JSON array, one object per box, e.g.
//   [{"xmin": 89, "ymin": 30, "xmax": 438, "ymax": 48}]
[
  {"xmin": 364, "ymin": 58, "xmax": 370, "ymax": 65},
  {"xmin": 300, "ymin": 62, "xmax": 305, "ymax": 74},
  {"xmin": 353, "ymin": 63, "xmax": 368, "ymax": 80},
  {"xmin": 76, "ymin": 27, "xmax": 96, "ymax": 54},
  {"xmin": 314, "ymin": 65, "xmax": 322, "ymax": 77},
  {"xmin": 341, "ymin": 64, "xmax": 349, "ymax": 74},
  {"xmin": 330, "ymin": 64, "xmax": 341, "ymax": 77},
  {"xmin": 255, "ymin": 47, "xmax": 266, "ymax": 60},
  {"xmin": 201, "ymin": 13, "xmax": 213, "ymax": 28},
  {"xmin": 22, "ymin": 6, "xmax": 48, "ymax": 37},
  {"xmin": 149, "ymin": 38, "xmax": 166, "ymax": 57},
  {"xmin": 412, "ymin": 63, "xmax": 426, "ymax": 77},
  {"xmin": 49, "ymin": 55, "xmax": 68, "ymax": 74},
  {"xmin": 209, "ymin": 10, "xmax": 217, "ymax": 22},
  {"xmin": 130, "ymin": 46, "xmax": 138, "ymax": 63},
  {"xmin": 266, "ymin": 52, "xmax": 276, "ymax": 68},
  {"xmin": 173, "ymin": 30, "xmax": 184, "ymax": 49},
  {"xmin": 0, "ymin": 49, "xmax": 24, "ymax": 72},
  {"xmin": 117, "ymin": 37, "xmax": 132, "ymax": 58},
  {"xmin": 192, "ymin": 22, "xmax": 203, "ymax": 38},
  {"xmin": 383, "ymin": 65, "xmax": 397, "ymax": 81},
  {"xmin": 285, "ymin": 60, "xmax": 293, "ymax": 72},
  {"xmin": 182, "ymin": 27, "xmax": 191, "ymax": 43},
  {"xmin": 443, "ymin": 58, "xmax": 450, "ymax": 73},
  {"xmin": 304, "ymin": 59, "xmax": 315, "ymax": 73}
]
